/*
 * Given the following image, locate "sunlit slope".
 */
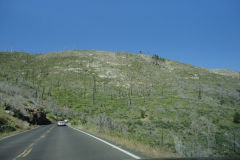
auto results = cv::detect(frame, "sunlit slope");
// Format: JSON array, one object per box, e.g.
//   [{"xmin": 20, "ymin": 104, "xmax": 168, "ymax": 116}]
[
  {"xmin": 35, "ymin": 50, "xmax": 239, "ymax": 112},
  {"xmin": 0, "ymin": 50, "xmax": 239, "ymax": 157}
]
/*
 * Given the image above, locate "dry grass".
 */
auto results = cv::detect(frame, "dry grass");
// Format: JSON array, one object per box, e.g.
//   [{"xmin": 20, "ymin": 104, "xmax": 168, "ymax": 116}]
[
  {"xmin": 0, "ymin": 125, "xmax": 38, "ymax": 140},
  {"xmin": 0, "ymin": 129, "xmax": 25, "ymax": 139},
  {"xmin": 72, "ymin": 125, "xmax": 178, "ymax": 158}
]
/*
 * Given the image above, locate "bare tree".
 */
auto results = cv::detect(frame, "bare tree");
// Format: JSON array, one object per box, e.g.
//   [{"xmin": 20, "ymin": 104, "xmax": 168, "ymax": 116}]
[{"xmin": 92, "ymin": 75, "xmax": 96, "ymax": 104}]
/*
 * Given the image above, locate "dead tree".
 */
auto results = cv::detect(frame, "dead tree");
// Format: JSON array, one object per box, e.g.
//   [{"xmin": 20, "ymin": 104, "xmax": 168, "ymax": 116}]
[{"xmin": 92, "ymin": 76, "xmax": 96, "ymax": 104}]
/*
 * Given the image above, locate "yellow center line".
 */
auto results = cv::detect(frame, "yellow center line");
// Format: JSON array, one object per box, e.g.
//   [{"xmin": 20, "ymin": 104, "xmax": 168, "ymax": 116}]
[
  {"xmin": 22, "ymin": 148, "xmax": 32, "ymax": 157},
  {"xmin": 12, "ymin": 126, "xmax": 54, "ymax": 160}
]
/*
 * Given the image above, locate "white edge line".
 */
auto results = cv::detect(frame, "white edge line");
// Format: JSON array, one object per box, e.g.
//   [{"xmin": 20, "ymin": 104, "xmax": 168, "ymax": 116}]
[
  {"xmin": 0, "ymin": 126, "xmax": 40, "ymax": 141},
  {"xmin": 68, "ymin": 125, "xmax": 141, "ymax": 159}
]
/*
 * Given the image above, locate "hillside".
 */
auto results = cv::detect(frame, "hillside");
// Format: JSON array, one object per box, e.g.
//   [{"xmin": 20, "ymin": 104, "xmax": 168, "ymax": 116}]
[
  {"xmin": 0, "ymin": 106, "xmax": 31, "ymax": 139},
  {"xmin": 0, "ymin": 50, "xmax": 239, "ymax": 157}
]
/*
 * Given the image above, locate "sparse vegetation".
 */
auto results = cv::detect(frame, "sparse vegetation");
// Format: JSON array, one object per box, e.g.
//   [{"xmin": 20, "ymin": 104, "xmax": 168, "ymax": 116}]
[{"xmin": 0, "ymin": 50, "xmax": 239, "ymax": 157}]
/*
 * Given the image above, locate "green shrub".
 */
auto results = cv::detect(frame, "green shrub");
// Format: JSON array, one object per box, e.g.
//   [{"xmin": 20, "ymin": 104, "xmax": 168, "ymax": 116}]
[
  {"xmin": 80, "ymin": 118, "xmax": 87, "ymax": 125},
  {"xmin": 71, "ymin": 119, "xmax": 79, "ymax": 125},
  {"xmin": 233, "ymin": 112, "xmax": 240, "ymax": 123},
  {"xmin": 140, "ymin": 109, "xmax": 146, "ymax": 118},
  {"xmin": 46, "ymin": 112, "xmax": 57, "ymax": 122},
  {"xmin": 0, "ymin": 117, "xmax": 16, "ymax": 132},
  {"xmin": 135, "ymin": 120, "xmax": 143, "ymax": 126}
]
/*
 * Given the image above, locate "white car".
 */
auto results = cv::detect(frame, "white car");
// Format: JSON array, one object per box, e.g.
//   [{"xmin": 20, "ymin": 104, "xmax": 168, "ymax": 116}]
[{"xmin": 57, "ymin": 121, "xmax": 66, "ymax": 126}]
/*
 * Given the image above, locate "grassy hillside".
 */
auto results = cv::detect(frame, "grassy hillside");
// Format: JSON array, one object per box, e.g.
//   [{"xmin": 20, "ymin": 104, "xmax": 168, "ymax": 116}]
[
  {"xmin": 0, "ymin": 50, "xmax": 239, "ymax": 157},
  {"xmin": 0, "ymin": 105, "xmax": 32, "ymax": 139}
]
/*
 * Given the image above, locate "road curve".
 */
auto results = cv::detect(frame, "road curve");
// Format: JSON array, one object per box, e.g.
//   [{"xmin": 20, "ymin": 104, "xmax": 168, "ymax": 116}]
[{"xmin": 0, "ymin": 124, "xmax": 140, "ymax": 160}]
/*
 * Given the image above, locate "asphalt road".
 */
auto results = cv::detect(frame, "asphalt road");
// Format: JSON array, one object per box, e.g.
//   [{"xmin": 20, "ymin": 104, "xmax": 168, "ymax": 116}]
[{"xmin": 0, "ymin": 124, "xmax": 140, "ymax": 160}]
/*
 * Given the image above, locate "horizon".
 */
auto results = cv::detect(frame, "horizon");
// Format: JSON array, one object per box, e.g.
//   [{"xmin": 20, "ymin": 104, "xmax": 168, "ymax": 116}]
[
  {"xmin": 1, "ymin": 49, "xmax": 239, "ymax": 72},
  {"xmin": 1, "ymin": 0, "xmax": 240, "ymax": 71}
]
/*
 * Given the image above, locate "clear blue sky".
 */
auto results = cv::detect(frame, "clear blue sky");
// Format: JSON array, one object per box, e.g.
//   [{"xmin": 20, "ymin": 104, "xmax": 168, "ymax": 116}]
[{"xmin": 1, "ymin": 0, "xmax": 240, "ymax": 71}]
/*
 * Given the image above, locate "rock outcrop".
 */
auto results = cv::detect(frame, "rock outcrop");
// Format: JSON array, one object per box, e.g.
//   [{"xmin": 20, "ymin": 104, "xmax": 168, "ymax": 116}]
[
  {"xmin": 4, "ymin": 106, "xmax": 51, "ymax": 125},
  {"xmin": 24, "ymin": 108, "xmax": 51, "ymax": 125}
]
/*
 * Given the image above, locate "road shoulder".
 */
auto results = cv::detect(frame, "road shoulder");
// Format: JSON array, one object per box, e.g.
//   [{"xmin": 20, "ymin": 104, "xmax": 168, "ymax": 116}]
[{"xmin": 69, "ymin": 124, "xmax": 153, "ymax": 159}]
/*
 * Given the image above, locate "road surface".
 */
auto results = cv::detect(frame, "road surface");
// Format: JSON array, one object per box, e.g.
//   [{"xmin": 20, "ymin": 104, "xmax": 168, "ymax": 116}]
[{"xmin": 0, "ymin": 124, "xmax": 141, "ymax": 160}]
